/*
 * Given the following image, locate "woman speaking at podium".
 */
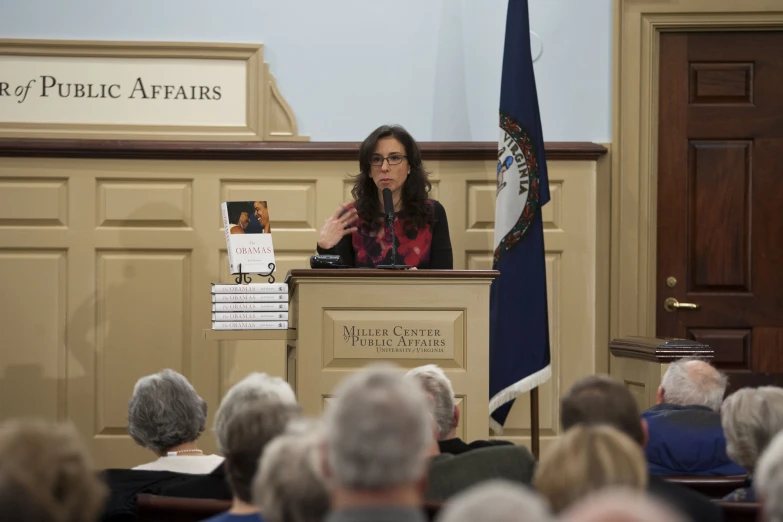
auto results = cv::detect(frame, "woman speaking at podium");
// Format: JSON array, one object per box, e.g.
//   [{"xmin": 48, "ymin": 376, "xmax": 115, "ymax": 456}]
[{"xmin": 316, "ymin": 125, "xmax": 453, "ymax": 269}]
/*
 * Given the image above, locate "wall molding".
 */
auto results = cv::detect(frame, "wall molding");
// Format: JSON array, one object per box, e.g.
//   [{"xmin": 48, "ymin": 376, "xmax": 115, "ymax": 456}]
[{"xmin": 0, "ymin": 139, "xmax": 607, "ymax": 161}]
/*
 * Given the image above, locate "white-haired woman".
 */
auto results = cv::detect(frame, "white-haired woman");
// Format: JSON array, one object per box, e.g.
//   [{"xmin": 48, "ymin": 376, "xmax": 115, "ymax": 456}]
[
  {"xmin": 128, "ymin": 369, "xmax": 223, "ymax": 473},
  {"xmin": 721, "ymin": 386, "xmax": 783, "ymax": 501}
]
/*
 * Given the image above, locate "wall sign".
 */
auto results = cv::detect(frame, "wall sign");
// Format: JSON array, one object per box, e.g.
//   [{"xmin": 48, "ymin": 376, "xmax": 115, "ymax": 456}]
[{"xmin": 0, "ymin": 39, "xmax": 305, "ymax": 141}]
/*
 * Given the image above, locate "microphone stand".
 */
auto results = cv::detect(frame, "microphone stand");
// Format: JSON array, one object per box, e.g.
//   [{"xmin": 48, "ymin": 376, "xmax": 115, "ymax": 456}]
[{"xmin": 377, "ymin": 210, "xmax": 410, "ymax": 270}]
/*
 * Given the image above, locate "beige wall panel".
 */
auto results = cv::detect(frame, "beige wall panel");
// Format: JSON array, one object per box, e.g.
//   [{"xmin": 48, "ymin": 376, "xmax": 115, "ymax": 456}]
[
  {"xmin": 0, "ymin": 250, "xmax": 66, "ymax": 420},
  {"xmin": 465, "ymin": 253, "xmax": 493, "ymax": 271},
  {"xmin": 0, "ymin": 177, "xmax": 68, "ymax": 227},
  {"xmin": 542, "ymin": 181, "xmax": 563, "ymax": 231},
  {"xmin": 95, "ymin": 251, "xmax": 192, "ymax": 433},
  {"xmin": 96, "ymin": 179, "xmax": 192, "ymax": 228},
  {"xmin": 221, "ymin": 180, "xmax": 316, "ymax": 230},
  {"xmin": 0, "ymin": 151, "xmax": 607, "ymax": 466},
  {"xmin": 466, "ymin": 181, "xmax": 495, "ymax": 230},
  {"xmin": 342, "ymin": 178, "xmax": 440, "ymax": 204},
  {"xmin": 219, "ymin": 340, "xmax": 288, "ymax": 397}
]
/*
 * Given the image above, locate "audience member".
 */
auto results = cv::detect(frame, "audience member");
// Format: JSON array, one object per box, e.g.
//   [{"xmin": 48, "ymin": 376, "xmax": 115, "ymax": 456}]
[
  {"xmin": 560, "ymin": 488, "xmax": 688, "ymax": 522},
  {"xmin": 128, "ymin": 369, "xmax": 223, "ymax": 473},
  {"xmin": 534, "ymin": 424, "xmax": 647, "ymax": 513},
  {"xmin": 254, "ymin": 419, "xmax": 330, "ymax": 522},
  {"xmin": 642, "ymin": 358, "xmax": 743, "ymax": 476},
  {"xmin": 721, "ymin": 385, "xmax": 783, "ymax": 501},
  {"xmin": 561, "ymin": 374, "xmax": 723, "ymax": 522},
  {"xmin": 0, "ymin": 419, "xmax": 107, "ymax": 522},
  {"xmin": 208, "ymin": 373, "xmax": 300, "ymax": 522},
  {"xmin": 755, "ymin": 430, "xmax": 783, "ymax": 522},
  {"xmin": 323, "ymin": 363, "xmax": 433, "ymax": 522},
  {"xmin": 426, "ymin": 444, "xmax": 535, "ymax": 501},
  {"xmin": 406, "ymin": 364, "xmax": 512, "ymax": 455},
  {"xmin": 435, "ymin": 480, "xmax": 553, "ymax": 522}
]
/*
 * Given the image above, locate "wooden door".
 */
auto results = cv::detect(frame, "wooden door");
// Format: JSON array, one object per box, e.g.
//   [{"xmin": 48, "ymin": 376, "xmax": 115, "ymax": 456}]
[{"xmin": 657, "ymin": 32, "xmax": 783, "ymax": 392}]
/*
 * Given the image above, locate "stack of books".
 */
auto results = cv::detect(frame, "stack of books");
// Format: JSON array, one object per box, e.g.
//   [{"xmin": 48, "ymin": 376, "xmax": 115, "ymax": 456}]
[{"xmin": 211, "ymin": 282, "xmax": 289, "ymax": 330}]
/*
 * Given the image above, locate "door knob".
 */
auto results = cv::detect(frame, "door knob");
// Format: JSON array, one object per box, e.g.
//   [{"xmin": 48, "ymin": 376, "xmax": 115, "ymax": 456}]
[{"xmin": 664, "ymin": 297, "xmax": 700, "ymax": 313}]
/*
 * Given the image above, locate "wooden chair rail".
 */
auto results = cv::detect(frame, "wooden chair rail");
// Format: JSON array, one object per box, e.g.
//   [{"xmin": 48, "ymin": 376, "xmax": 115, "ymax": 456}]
[{"xmin": 663, "ymin": 475, "xmax": 747, "ymax": 499}]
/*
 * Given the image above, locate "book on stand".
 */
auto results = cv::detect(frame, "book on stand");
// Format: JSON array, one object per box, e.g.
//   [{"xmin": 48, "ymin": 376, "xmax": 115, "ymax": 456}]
[{"xmin": 221, "ymin": 200, "xmax": 275, "ymax": 275}]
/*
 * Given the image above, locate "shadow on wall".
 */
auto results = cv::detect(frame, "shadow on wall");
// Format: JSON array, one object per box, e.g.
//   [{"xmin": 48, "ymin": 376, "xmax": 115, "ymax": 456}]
[{"xmin": 0, "ymin": 201, "xmax": 219, "ymax": 468}]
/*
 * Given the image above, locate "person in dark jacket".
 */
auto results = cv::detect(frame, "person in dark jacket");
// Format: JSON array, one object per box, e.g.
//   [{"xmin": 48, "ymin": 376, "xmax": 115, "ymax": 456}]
[
  {"xmin": 642, "ymin": 358, "xmax": 745, "ymax": 476},
  {"xmin": 405, "ymin": 364, "xmax": 513, "ymax": 455},
  {"xmin": 560, "ymin": 374, "xmax": 723, "ymax": 522}
]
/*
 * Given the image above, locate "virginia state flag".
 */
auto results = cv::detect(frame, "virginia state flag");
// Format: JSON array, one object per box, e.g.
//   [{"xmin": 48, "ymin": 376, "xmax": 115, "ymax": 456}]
[{"xmin": 489, "ymin": 0, "xmax": 551, "ymax": 431}]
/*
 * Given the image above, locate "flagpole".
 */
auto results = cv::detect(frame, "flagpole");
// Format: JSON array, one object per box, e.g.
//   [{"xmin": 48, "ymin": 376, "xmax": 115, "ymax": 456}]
[{"xmin": 531, "ymin": 387, "xmax": 540, "ymax": 459}]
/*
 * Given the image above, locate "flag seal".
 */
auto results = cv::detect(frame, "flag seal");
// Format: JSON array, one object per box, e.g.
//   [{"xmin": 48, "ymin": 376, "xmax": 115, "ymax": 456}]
[{"xmin": 495, "ymin": 111, "xmax": 543, "ymax": 265}]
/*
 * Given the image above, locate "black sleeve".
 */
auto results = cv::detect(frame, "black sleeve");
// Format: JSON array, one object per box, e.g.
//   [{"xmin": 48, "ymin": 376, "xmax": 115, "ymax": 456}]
[
  {"xmin": 429, "ymin": 201, "xmax": 453, "ymax": 269},
  {"xmin": 316, "ymin": 234, "xmax": 355, "ymax": 267}
]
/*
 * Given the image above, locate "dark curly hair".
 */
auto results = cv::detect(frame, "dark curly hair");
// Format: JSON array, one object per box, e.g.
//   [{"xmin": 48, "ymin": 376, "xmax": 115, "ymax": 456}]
[{"xmin": 351, "ymin": 125, "xmax": 433, "ymax": 230}]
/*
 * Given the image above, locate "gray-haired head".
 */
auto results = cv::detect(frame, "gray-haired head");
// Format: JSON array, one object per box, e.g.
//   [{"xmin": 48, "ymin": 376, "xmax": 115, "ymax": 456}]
[
  {"xmin": 660, "ymin": 358, "xmax": 727, "ymax": 411},
  {"xmin": 213, "ymin": 372, "xmax": 296, "ymax": 453},
  {"xmin": 254, "ymin": 419, "xmax": 330, "ymax": 522},
  {"xmin": 213, "ymin": 373, "xmax": 299, "ymax": 503},
  {"xmin": 0, "ymin": 419, "xmax": 108, "ymax": 522},
  {"xmin": 721, "ymin": 386, "xmax": 783, "ymax": 473},
  {"xmin": 405, "ymin": 364, "xmax": 456, "ymax": 440},
  {"xmin": 128, "ymin": 369, "xmax": 207, "ymax": 453},
  {"xmin": 436, "ymin": 480, "xmax": 553, "ymax": 522},
  {"xmin": 756, "ymin": 430, "xmax": 783, "ymax": 522},
  {"xmin": 559, "ymin": 488, "xmax": 687, "ymax": 522},
  {"xmin": 324, "ymin": 363, "xmax": 433, "ymax": 490}
]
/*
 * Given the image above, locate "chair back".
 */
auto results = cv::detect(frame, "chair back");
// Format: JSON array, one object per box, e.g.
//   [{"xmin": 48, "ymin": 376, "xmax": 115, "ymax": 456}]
[
  {"xmin": 663, "ymin": 475, "xmax": 747, "ymax": 498},
  {"xmin": 714, "ymin": 500, "xmax": 760, "ymax": 522},
  {"xmin": 135, "ymin": 494, "xmax": 231, "ymax": 522}
]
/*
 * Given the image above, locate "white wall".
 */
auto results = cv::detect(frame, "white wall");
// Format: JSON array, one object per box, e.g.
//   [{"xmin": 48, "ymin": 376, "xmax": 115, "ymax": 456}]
[{"xmin": 0, "ymin": 0, "xmax": 612, "ymax": 142}]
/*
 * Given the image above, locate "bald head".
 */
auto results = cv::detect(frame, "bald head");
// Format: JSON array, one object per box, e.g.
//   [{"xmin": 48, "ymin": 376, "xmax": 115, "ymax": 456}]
[
  {"xmin": 559, "ymin": 489, "xmax": 687, "ymax": 522},
  {"xmin": 659, "ymin": 358, "xmax": 727, "ymax": 411}
]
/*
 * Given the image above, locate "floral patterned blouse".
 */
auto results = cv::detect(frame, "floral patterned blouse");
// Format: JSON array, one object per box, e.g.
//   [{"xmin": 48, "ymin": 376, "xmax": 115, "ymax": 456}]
[{"xmin": 317, "ymin": 199, "xmax": 453, "ymax": 269}]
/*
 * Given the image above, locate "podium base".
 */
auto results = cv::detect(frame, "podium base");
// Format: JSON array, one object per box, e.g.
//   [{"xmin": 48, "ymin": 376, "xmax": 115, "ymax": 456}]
[{"xmin": 377, "ymin": 264, "xmax": 412, "ymax": 270}]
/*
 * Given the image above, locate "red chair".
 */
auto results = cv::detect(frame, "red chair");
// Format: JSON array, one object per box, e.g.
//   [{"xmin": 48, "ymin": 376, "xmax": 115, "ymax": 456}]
[
  {"xmin": 713, "ymin": 500, "xmax": 759, "ymax": 522},
  {"xmin": 135, "ymin": 494, "xmax": 231, "ymax": 522}
]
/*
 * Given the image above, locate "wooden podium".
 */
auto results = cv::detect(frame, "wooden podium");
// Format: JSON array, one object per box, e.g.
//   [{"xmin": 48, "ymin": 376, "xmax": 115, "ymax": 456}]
[{"xmin": 287, "ymin": 269, "xmax": 498, "ymax": 442}]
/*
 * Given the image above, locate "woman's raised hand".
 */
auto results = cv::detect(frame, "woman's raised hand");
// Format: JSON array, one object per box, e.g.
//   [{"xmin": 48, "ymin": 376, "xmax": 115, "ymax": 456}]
[{"xmin": 317, "ymin": 204, "xmax": 359, "ymax": 250}]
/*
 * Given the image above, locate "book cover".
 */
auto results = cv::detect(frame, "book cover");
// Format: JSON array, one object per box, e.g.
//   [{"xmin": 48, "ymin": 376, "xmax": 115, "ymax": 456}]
[
  {"xmin": 211, "ymin": 283, "xmax": 288, "ymax": 294},
  {"xmin": 212, "ymin": 312, "xmax": 289, "ymax": 321},
  {"xmin": 212, "ymin": 302, "xmax": 289, "ymax": 312},
  {"xmin": 212, "ymin": 293, "xmax": 288, "ymax": 303},
  {"xmin": 222, "ymin": 201, "xmax": 276, "ymax": 275},
  {"xmin": 212, "ymin": 321, "xmax": 288, "ymax": 330}
]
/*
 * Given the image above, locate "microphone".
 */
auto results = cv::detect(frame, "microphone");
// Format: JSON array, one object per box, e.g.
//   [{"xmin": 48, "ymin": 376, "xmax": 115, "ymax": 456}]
[
  {"xmin": 377, "ymin": 188, "xmax": 410, "ymax": 270},
  {"xmin": 382, "ymin": 188, "xmax": 395, "ymax": 218}
]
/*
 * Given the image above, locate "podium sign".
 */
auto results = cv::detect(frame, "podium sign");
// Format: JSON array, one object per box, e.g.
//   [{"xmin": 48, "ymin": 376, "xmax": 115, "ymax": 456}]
[{"xmin": 328, "ymin": 310, "xmax": 462, "ymax": 362}]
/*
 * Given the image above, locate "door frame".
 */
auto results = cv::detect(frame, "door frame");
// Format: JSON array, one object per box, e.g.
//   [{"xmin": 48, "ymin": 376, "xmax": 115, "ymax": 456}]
[{"xmin": 610, "ymin": 0, "xmax": 783, "ymax": 344}]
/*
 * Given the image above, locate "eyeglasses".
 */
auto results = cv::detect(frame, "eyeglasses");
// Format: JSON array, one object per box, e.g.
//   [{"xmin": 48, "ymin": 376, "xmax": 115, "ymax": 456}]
[{"xmin": 370, "ymin": 154, "xmax": 407, "ymax": 166}]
